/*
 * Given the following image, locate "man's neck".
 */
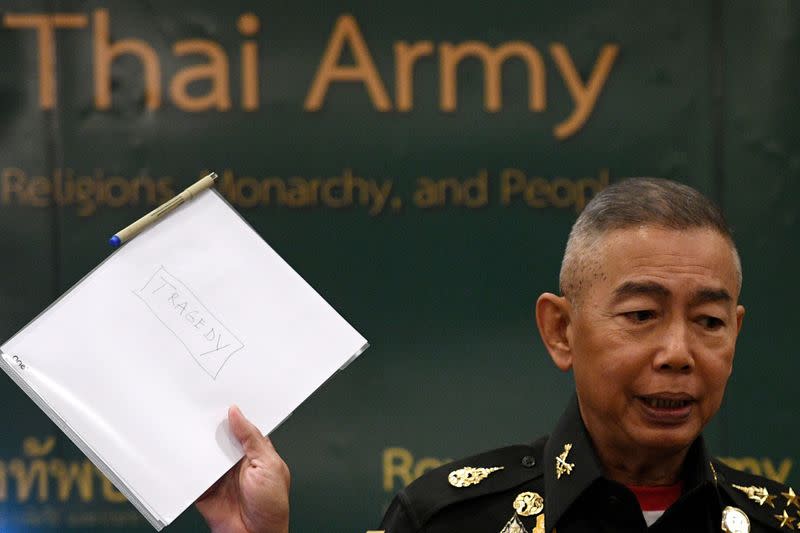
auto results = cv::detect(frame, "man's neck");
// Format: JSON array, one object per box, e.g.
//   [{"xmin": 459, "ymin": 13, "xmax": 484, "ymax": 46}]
[
  {"xmin": 596, "ymin": 442, "xmax": 689, "ymax": 486},
  {"xmin": 575, "ymin": 400, "xmax": 694, "ymax": 486}
]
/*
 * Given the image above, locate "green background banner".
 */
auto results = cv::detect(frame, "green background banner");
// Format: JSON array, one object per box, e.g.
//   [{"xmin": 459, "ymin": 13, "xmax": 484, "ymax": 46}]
[{"xmin": 0, "ymin": 1, "xmax": 798, "ymax": 531}]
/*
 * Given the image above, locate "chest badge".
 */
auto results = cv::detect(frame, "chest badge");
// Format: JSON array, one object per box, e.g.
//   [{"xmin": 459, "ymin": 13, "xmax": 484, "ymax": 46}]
[
  {"xmin": 448, "ymin": 466, "xmax": 504, "ymax": 488},
  {"xmin": 731, "ymin": 484, "xmax": 777, "ymax": 508},
  {"xmin": 513, "ymin": 491, "xmax": 544, "ymax": 517},
  {"xmin": 720, "ymin": 506, "xmax": 750, "ymax": 533},
  {"xmin": 555, "ymin": 443, "xmax": 575, "ymax": 479},
  {"xmin": 499, "ymin": 513, "xmax": 529, "ymax": 533}
]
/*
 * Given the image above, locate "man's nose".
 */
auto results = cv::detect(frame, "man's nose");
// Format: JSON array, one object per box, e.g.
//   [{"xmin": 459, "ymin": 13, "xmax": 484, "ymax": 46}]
[{"xmin": 654, "ymin": 321, "xmax": 694, "ymax": 372}]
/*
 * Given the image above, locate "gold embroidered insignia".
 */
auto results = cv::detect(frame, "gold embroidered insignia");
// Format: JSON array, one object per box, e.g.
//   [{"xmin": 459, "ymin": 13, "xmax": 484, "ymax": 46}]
[
  {"xmin": 721, "ymin": 506, "xmax": 750, "ymax": 533},
  {"xmin": 555, "ymin": 443, "xmax": 574, "ymax": 479},
  {"xmin": 732, "ymin": 484, "xmax": 777, "ymax": 508},
  {"xmin": 774, "ymin": 509, "xmax": 797, "ymax": 530},
  {"xmin": 513, "ymin": 491, "xmax": 544, "ymax": 517},
  {"xmin": 532, "ymin": 514, "xmax": 547, "ymax": 533},
  {"xmin": 783, "ymin": 487, "xmax": 800, "ymax": 510},
  {"xmin": 499, "ymin": 513, "xmax": 529, "ymax": 533},
  {"xmin": 447, "ymin": 466, "xmax": 504, "ymax": 488}
]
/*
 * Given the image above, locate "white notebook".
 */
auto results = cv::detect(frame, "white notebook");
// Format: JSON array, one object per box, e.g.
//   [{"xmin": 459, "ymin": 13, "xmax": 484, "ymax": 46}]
[{"xmin": 0, "ymin": 189, "xmax": 368, "ymax": 530}]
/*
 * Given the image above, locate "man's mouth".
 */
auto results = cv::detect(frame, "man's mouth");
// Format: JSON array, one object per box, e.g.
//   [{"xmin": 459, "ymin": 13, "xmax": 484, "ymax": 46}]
[
  {"xmin": 636, "ymin": 394, "xmax": 695, "ymax": 423},
  {"xmin": 640, "ymin": 397, "xmax": 692, "ymax": 409}
]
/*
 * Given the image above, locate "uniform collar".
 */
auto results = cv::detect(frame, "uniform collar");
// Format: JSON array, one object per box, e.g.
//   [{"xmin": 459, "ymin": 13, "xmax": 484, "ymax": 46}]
[{"xmin": 543, "ymin": 395, "xmax": 718, "ymax": 529}]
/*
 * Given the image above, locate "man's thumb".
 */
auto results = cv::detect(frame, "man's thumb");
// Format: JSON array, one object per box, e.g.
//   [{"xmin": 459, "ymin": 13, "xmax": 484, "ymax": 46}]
[{"xmin": 228, "ymin": 405, "xmax": 266, "ymax": 457}]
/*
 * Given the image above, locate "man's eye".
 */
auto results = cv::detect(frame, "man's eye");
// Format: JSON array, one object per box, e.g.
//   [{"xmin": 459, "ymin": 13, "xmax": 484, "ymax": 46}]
[
  {"xmin": 698, "ymin": 316, "xmax": 725, "ymax": 330},
  {"xmin": 623, "ymin": 310, "xmax": 655, "ymax": 323}
]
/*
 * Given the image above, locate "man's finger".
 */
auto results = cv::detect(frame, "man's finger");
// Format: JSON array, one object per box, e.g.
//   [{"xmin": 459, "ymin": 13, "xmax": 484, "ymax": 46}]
[{"xmin": 228, "ymin": 405, "xmax": 269, "ymax": 458}]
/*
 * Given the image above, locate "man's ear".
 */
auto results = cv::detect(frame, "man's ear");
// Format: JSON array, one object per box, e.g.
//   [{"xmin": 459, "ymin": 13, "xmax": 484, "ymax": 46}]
[
  {"xmin": 735, "ymin": 304, "xmax": 745, "ymax": 335},
  {"xmin": 535, "ymin": 293, "xmax": 574, "ymax": 372}
]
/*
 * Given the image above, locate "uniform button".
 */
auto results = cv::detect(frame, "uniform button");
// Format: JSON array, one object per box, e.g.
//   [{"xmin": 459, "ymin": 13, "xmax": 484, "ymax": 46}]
[{"xmin": 521, "ymin": 456, "xmax": 536, "ymax": 467}]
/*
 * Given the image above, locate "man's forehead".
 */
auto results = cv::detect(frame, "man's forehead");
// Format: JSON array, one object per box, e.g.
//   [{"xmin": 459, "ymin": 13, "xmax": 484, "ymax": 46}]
[
  {"xmin": 598, "ymin": 226, "xmax": 736, "ymax": 264},
  {"xmin": 581, "ymin": 226, "xmax": 741, "ymax": 296},
  {"xmin": 602, "ymin": 224, "xmax": 726, "ymax": 246}
]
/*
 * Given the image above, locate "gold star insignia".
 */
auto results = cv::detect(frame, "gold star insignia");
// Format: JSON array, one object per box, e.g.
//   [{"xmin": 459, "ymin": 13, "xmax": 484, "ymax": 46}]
[
  {"xmin": 766, "ymin": 493, "xmax": 778, "ymax": 508},
  {"xmin": 774, "ymin": 509, "xmax": 797, "ymax": 530},
  {"xmin": 732, "ymin": 483, "xmax": 777, "ymax": 508},
  {"xmin": 768, "ymin": 494, "xmax": 778, "ymax": 507},
  {"xmin": 783, "ymin": 487, "xmax": 800, "ymax": 510}
]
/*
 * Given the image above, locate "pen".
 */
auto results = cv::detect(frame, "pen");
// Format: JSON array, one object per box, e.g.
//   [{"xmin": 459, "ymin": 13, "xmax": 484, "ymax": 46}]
[{"xmin": 108, "ymin": 172, "xmax": 218, "ymax": 247}]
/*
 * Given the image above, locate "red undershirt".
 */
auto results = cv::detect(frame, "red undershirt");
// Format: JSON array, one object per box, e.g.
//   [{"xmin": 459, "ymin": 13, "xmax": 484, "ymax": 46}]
[{"xmin": 626, "ymin": 482, "xmax": 683, "ymax": 527}]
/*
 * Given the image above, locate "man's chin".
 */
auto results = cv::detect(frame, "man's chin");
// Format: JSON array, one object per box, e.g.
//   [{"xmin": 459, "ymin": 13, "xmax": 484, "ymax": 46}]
[
  {"xmin": 632, "ymin": 425, "xmax": 700, "ymax": 453},
  {"xmin": 630, "ymin": 399, "xmax": 704, "ymax": 449}
]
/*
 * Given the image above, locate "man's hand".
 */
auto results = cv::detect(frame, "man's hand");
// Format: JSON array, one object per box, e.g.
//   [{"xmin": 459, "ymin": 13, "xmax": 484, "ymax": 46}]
[{"xmin": 196, "ymin": 406, "xmax": 290, "ymax": 533}]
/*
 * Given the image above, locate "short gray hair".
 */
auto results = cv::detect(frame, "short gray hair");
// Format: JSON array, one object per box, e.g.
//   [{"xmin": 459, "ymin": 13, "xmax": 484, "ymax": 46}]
[{"xmin": 559, "ymin": 178, "xmax": 742, "ymax": 300}]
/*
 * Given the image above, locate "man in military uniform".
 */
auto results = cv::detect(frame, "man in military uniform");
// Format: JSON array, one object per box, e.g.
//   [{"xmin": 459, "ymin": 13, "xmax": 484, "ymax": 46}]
[
  {"xmin": 195, "ymin": 178, "xmax": 798, "ymax": 533},
  {"xmin": 378, "ymin": 178, "xmax": 795, "ymax": 532}
]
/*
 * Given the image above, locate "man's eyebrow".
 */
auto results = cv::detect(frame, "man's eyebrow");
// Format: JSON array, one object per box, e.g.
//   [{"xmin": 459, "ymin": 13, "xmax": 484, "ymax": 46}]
[
  {"xmin": 689, "ymin": 288, "xmax": 732, "ymax": 305},
  {"xmin": 611, "ymin": 281, "xmax": 670, "ymax": 302}
]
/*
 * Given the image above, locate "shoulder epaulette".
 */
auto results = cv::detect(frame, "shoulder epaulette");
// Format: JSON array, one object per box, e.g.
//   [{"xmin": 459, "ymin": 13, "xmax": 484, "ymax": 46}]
[
  {"xmin": 400, "ymin": 437, "xmax": 546, "ymax": 527},
  {"xmin": 714, "ymin": 459, "xmax": 800, "ymax": 531}
]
